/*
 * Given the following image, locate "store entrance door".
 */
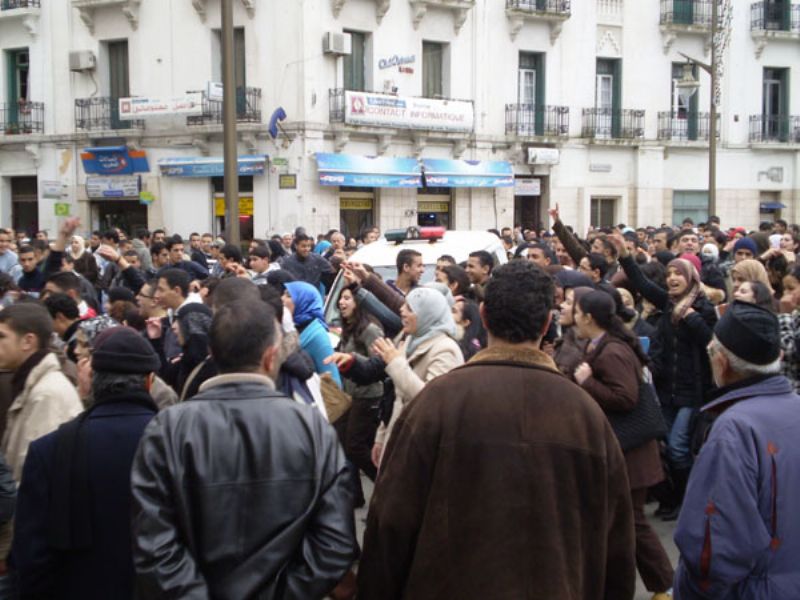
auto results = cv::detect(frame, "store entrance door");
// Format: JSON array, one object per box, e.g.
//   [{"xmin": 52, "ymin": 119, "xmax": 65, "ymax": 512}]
[
  {"xmin": 10, "ymin": 176, "xmax": 38, "ymax": 236},
  {"xmin": 93, "ymin": 201, "xmax": 148, "ymax": 234},
  {"xmin": 340, "ymin": 194, "xmax": 374, "ymax": 241}
]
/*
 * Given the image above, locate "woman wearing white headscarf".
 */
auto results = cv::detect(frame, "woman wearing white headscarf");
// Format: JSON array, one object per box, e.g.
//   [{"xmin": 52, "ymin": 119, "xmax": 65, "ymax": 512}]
[
  {"xmin": 69, "ymin": 234, "xmax": 99, "ymax": 285},
  {"xmin": 371, "ymin": 287, "xmax": 464, "ymax": 466}
]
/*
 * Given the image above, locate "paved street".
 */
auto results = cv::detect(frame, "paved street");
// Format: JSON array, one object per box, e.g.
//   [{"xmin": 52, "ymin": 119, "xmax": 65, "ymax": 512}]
[{"xmin": 355, "ymin": 477, "xmax": 679, "ymax": 599}]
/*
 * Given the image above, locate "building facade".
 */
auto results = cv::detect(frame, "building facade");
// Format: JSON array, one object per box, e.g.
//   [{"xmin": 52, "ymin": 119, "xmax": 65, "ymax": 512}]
[{"xmin": 0, "ymin": 0, "xmax": 798, "ymax": 240}]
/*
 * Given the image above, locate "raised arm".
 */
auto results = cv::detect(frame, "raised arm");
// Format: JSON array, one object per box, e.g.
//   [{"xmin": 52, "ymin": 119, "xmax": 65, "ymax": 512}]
[
  {"xmin": 549, "ymin": 204, "xmax": 588, "ymax": 265},
  {"xmin": 610, "ymin": 235, "xmax": 670, "ymax": 310}
]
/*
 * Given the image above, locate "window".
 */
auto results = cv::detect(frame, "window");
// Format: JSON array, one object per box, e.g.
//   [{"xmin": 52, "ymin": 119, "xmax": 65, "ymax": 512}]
[
  {"xmin": 343, "ymin": 31, "xmax": 366, "ymax": 92},
  {"xmin": 671, "ymin": 62, "xmax": 699, "ymax": 140},
  {"xmin": 762, "ymin": 67, "xmax": 789, "ymax": 141},
  {"xmin": 673, "ymin": 0, "xmax": 695, "ymax": 25},
  {"xmin": 672, "ymin": 191, "xmax": 708, "ymax": 226},
  {"xmin": 4, "ymin": 48, "xmax": 29, "ymax": 128},
  {"xmin": 212, "ymin": 28, "xmax": 246, "ymax": 88},
  {"xmin": 595, "ymin": 58, "xmax": 621, "ymax": 138},
  {"xmin": 590, "ymin": 197, "xmax": 617, "ymax": 229},
  {"xmin": 101, "ymin": 40, "xmax": 129, "ymax": 129},
  {"xmin": 764, "ymin": 0, "xmax": 792, "ymax": 30},
  {"xmin": 518, "ymin": 52, "xmax": 545, "ymax": 135},
  {"xmin": 422, "ymin": 41, "xmax": 444, "ymax": 98}
]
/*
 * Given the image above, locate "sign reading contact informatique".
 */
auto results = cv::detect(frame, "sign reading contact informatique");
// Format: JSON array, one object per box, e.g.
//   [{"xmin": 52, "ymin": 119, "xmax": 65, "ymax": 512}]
[{"xmin": 344, "ymin": 91, "xmax": 474, "ymax": 133}]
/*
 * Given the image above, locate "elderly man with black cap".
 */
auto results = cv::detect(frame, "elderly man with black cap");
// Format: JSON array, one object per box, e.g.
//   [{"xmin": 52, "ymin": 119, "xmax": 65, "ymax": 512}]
[
  {"xmin": 11, "ymin": 327, "xmax": 160, "ymax": 600},
  {"xmin": 673, "ymin": 301, "xmax": 800, "ymax": 599}
]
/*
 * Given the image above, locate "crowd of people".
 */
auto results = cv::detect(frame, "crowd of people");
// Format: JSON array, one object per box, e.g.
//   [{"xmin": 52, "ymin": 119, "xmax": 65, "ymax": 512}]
[{"xmin": 0, "ymin": 211, "xmax": 797, "ymax": 599}]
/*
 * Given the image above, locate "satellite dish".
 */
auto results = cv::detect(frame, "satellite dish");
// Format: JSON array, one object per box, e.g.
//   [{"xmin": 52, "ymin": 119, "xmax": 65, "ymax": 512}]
[{"xmin": 268, "ymin": 107, "xmax": 287, "ymax": 139}]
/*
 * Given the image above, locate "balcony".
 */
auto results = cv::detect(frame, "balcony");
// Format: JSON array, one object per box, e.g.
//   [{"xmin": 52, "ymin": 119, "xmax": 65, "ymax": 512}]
[
  {"xmin": 0, "ymin": 101, "xmax": 44, "ymax": 135},
  {"xmin": 505, "ymin": 0, "xmax": 570, "ymax": 42},
  {"xmin": 657, "ymin": 111, "xmax": 719, "ymax": 142},
  {"xmin": 331, "ymin": 0, "xmax": 391, "ymax": 23},
  {"xmin": 0, "ymin": 0, "xmax": 41, "ymax": 35},
  {"xmin": 187, "ymin": 87, "xmax": 262, "ymax": 126},
  {"xmin": 749, "ymin": 114, "xmax": 800, "ymax": 144},
  {"xmin": 505, "ymin": 104, "xmax": 569, "ymax": 139},
  {"xmin": 72, "ymin": 0, "xmax": 140, "ymax": 34},
  {"xmin": 581, "ymin": 108, "xmax": 645, "ymax": 142},
  {"xmin": 659, "ymin": 0, "xmax": 713, "ymax": 53},
  {"xmin": 409, "ymin": 0, "xmax": 475, "ymax": 33},
  {"xmin": 751, "ymin": 2, "xmax": 800, "ymax": 56},
  {"xmin": 75, "ymin": 96, "xmax": 144, "ymax": 131},
  {"xmin": 597, "ymin": 0, "xmax": 622, "ymax": 25}
]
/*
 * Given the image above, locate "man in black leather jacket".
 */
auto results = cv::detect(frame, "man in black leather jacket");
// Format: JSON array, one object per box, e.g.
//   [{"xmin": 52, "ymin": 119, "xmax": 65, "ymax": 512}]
[{"xmin": 131, "ymin": 301, "xmax": 357, "ymax": 599}]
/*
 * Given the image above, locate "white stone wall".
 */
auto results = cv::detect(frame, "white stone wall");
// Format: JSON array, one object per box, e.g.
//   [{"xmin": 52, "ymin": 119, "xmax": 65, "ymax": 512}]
[{"xmin": 0, "ymin": 0, "xmax": 798, "ymax": 238}]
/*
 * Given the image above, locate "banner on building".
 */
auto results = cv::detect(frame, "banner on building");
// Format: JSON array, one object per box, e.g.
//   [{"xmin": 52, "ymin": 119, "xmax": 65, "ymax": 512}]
[
  {"xmin": 119, "ymin": 94, "xmax": 203, "ymax": 119},
  {"xmin": 158, "ymin": 156, "xmax": 268, "ymax": 178},
  {"xmin": 81, "ymin": 147, "xmax": 150, "ymax": 175},
  {"xmin": 86, "ymin": 176, "xmax": 141, "ymax": 199},
  {"xmin": 316, "ymin": 153, "xmax": 422, "ymax": 188},
  {"xmin": 422, "ymin": 159, "xmax": 514, "ymax": 188},
  {"xmin": 344, "ymin": 91, "xmax": 474, "ymax": 133}
]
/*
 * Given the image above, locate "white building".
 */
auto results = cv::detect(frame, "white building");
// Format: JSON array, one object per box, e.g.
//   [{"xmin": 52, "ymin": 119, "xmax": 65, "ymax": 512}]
[{"xmin": 0, "ymin": 0, "xmax": 798, "ymax": 240}]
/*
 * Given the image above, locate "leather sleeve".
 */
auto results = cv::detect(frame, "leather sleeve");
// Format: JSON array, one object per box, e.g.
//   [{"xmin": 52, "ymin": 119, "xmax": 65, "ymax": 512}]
[
  {"xmin": 131, "ymin": 418, "xmax": 210, "ymax": 599},
  {"xmin": 281, "ymin": 413, "xmax": 357, "ymax": 598},
  {"xmin": 553, "ymin": 220, "xmax": 588, "ymax": 265},
  {"xmin": 362, "ymin": 275, "xmax": 405, "ymax": 315}
]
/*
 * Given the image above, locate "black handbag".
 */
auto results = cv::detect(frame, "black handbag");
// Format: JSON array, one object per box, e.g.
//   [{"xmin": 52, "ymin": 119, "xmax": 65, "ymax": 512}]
[{"xmin": 607, "ymin": 379, "xmax": 669, "ymax": 452}]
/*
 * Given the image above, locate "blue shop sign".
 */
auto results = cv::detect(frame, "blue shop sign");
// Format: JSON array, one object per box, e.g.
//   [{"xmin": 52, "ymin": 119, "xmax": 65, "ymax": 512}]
[
  {"xmin": 316, "ymin": 153, "xmax": 422, "ymax": 188},
  {"xmin": 421, "ymin": 159, "xmax": 514, "ymax": 188},
  {"xmin": 158, "ymin": 155, "xmax": 268, "ymax": 177},
  {"xmin": 81, "ymin": 146, "xmax": 150, "ymax": 175}
]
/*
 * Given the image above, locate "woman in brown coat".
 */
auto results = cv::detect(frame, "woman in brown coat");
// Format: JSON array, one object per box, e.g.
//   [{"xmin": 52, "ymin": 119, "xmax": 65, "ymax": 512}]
[{"xmin": 573, "ymin": 290, "xmax": 673, "ymax": 600}]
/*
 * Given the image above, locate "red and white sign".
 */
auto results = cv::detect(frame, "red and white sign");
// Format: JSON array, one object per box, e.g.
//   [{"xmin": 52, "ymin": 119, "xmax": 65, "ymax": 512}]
[{"xmin": 344, "ymin": 91, "xmax": 473, "ymax": 133}]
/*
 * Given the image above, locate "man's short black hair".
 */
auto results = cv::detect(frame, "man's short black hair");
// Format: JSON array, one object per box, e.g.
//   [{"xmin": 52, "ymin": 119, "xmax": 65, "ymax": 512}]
[
  {"xmin": 442, "ymin": 265, "xmax": 470, "ymax": 296},
  {"xmin": 152, "ymin": 228, "xmax": 166, "ymax": 237},
  {"xmin": 165, "ymin": 235, "xmax": 183, "ymax": 250},
  {"xmin": 483, "ymin": 261, "xmax": 553, "ymax": 344},
  {"xmin": 101, "ymin": 229, "xmax": 120, "ymax": 244},
  {"xmin": 18, "ymin": 245, "xmax": 34, "ymax": 256},
  {"xmin": 759, "ymin": 221, "xmax": 774, "ymax": 232},
  {"xmin": 295, "ymin": 234, "xmax": 314, "ymax": 245},
  {"xmin": 220, "ymin": 244, "xmax": 243, "ymax": 263},
  {"xmin": 437, "ymin": 254, "xmax": 456, "ymax": 265},
  {"xmin": 158, "ymin": 268, "xmax": 191, "ymax": 297},
  {"xmin": 212, "ymin": 278, "xmax": 260, "ymax": 311},
  {"xmin": 150, "ymin": 241, "xmax": 166, "ymax": 257},
  {"xmin": 43, "ymin": 293, "xmax": 80, "ymax": 321},
  {"xmin": 32, "ymin": 239, "xmax": 49, "ymax": 253},
  {"xmin": 776, "ymin": 219, "xmax": 788, "ymax": 228},
  {"xmin": 587, "ymin": 252, "xmax": 609, "ymax": 278},
  {"xmin": 396, "ymin": 249, "xmax": 422, "ymax": 274},
  {"xmin": 259, "ymin": 285, "xmax": 284, "ymax": 322},
  {"xmin": 135, "ymin": 228, "xmax": 151, "ymax": 240},
  {"xmin": 249, "ymin": 245, "xmax": 271, "ymax": 260},
  {"xmin": 46, "ymin": 271, "xmax": 81, "ymax": 294},
  {"xmin": 210, "ymin": 301, "xmax": 278, "ymax": 373},
  {"xmin": 468, "ymin": 250, "xmax": 495, "ymax": 272},
  {"xmin": 0, "ymin": 303, "xmax": 54, "ymax": 350}
]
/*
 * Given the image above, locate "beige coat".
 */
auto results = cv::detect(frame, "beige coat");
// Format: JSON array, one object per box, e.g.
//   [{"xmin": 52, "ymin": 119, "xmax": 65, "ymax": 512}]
[
  {"xmin": 2, "ymin": 353, "xmax": 82, "ymax": 481},
  {"xmin": 375, "ymin": 333, "xmax": 463, "ymax": 450}
]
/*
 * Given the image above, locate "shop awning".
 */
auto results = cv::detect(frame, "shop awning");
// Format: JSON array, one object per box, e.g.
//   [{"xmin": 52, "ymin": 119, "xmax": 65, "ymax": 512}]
[
  {"xmin": 158, "ymin": 155, "xmax": 268, "ymax": 177},
  {"xmin": 422, "ymin": 159, "xmax": 514, "ymax": 188},
  {"xmin": 760, "ymin": 202, "xmax": 786, "ymax": 210},
  {"xmin": 316, "ymin": 153, "xmax": 422, "ymax": 188},
  {"xmin": 81, "ymin": 146, "xmax": 149, "ymax": 175}
]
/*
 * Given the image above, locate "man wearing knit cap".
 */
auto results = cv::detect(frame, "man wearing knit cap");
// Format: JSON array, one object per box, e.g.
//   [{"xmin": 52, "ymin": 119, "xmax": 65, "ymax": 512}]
[
  {"xmin": 12, "ymin": 327, "xmax": 160, "ymax": 599},
  {"xmin": 673, "ymin": 301, "xmax": 800, "ymax": 599},
  {"xmin": 732, "ymin": 237, "xmax": 758, "ymax": 263}
]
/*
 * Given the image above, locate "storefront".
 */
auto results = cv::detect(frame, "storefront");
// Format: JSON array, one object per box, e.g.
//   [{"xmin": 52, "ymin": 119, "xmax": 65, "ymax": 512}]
[
  {"xmin": 316, "ymin": 153, "xmax": 421, "ymax": 236},
  {"xmin": 158, "ymin": 155, "xmax": 267, "ymax": 241},
  {"xmin": 81, "ymin": 146, "xmax": 151, "ymax": 233},
  {"xmin": 417, "ymin": 188, "xmax": 452, "ymax": 228}
]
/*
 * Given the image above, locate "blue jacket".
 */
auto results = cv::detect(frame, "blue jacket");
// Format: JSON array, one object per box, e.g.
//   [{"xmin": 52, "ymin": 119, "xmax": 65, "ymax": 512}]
[
  {"xmin": 674, "ymin": 375, "xmax": 800, "ymax": 599},
  {"xmin": 12, "ymin": 401, "xmax": 156, "ymax": 599}
]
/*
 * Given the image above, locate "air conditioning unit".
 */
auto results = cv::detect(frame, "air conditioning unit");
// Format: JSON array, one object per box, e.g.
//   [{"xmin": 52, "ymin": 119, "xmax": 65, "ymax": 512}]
[
  {"xmin": 69, "ymin": 50, "xmax": 97, "ymax": 72},
  {"xmin": 322, "ymin": 32, "xmax": 352, "ymax": 56}
]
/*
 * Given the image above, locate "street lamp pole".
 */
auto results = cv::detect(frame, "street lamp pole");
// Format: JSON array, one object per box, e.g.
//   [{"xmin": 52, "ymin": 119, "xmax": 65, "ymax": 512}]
[
  {"xmin": 677, "ymin": 5, "xmax": 718, "ymax": 218},
  {"xmin": 221, "ymin": 0, "xmax": 240, "ymax": 245}
]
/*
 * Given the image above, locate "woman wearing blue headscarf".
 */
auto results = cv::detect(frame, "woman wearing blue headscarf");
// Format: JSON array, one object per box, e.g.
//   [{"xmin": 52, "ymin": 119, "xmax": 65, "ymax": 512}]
[{"xmin": 283, "ymin": 281, "xmax": 342, "ymax": 387}]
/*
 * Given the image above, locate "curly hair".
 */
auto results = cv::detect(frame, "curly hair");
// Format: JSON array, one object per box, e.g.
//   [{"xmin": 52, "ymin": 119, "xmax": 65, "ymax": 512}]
[{"xmin": 483, "ymin": 261, "xmax": 553, "ymax": 343}]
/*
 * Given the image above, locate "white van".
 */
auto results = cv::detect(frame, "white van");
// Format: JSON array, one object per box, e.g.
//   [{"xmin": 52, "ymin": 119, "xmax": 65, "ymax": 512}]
[{"xmin": 323, "ymin": 228, "xmax": 507, "ymax": 326}]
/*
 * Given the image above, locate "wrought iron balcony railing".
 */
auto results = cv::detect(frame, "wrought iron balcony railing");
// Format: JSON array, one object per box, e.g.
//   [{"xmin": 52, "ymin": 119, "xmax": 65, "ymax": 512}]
[
  {"xmin": 751, "ymin": 1, "xmax": 800, "ymax": 32},
  {"xmin": 660, "ymin": 0, "xmax": 713, "ymax": 27},
  {"xmin": 749, "ymin": 114, "xmax": 800, "ymax": 143},
  {"xmin": 1, "ymin": 0, "xmax": 40, "ymax": 9},
  {"xmin": 657, "ymin": 111, "xmax": 719, "ymax": 141},
  {"xmin": 582, "ymin": 108, "xmax": 645, "ymax": 140},
  {"xmin": 187, "ymin": 87, "xmax": 262, "ymax": 126},
  {"xmin": 505, "ymin": 104, "xmax": 569, "ymax": 137},
  {"xmin": 505, "ymin": 0, "xmax": 570, "ymax": 16},
  {"xmin": 1, "ymin": 101, "xmax": 44, "ymax": 135},
  {"xmin": 75, "ymin": 96, "xmax": 144, "ymax": 131}
]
